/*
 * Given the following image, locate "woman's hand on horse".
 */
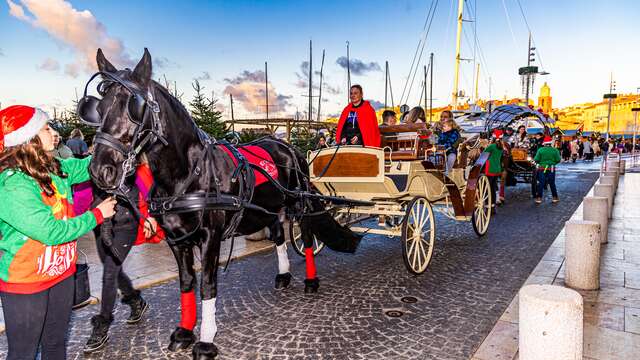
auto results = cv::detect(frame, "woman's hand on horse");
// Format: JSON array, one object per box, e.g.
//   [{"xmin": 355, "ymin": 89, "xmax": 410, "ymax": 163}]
[
  {"xmin": 143, "ymin": 217, "xmax": 159, "ymax": 238},
  {"xmin": 96, "ymin": 197, "xmax": 117, "ymax": 218}
]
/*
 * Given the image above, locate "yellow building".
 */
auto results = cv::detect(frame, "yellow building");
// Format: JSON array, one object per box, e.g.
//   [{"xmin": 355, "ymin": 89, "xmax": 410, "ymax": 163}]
[
  {"xmin": 538, "ymin": 82, "xmax": 552, "ymax": 114},
  {"xmin": 555, "ymin": 95, "xmax": 640, "ymax": 134}
]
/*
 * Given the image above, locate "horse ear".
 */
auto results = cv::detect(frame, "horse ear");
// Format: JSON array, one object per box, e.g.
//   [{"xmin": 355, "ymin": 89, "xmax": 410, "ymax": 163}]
[
  {"xmin": 132, "ymin": 48, "xmax": 152, "ymax": 86},
  {"xmin": 96, "ymin": 48, "xmax": 117, "ymax": 73}
]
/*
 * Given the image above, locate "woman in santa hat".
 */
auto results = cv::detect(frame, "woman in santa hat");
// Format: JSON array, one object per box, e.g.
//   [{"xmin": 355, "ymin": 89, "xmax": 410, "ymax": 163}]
[{"xmin": 0, "ymin": 105, "xmax": 116, "ymax": 359}]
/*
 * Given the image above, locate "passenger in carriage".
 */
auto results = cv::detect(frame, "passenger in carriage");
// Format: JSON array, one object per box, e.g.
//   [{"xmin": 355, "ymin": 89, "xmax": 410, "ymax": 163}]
[
  {"xmin": 403, "ymin": 107, "xmax": 426, "ymax": 124},
  {"xmin": 437, "ymin": 119, "xmax": 461, "ymax": 175},
  {"xmin": 513, "ymin": 125, "xmax": 530, "ymax": 149},
  {"xmin": 381, "ymin": 110, "xmax": 398, "ymax": 126},
  {"xmin": 336, "ymin": 84, "xmax": 381, "ymax": 147}
]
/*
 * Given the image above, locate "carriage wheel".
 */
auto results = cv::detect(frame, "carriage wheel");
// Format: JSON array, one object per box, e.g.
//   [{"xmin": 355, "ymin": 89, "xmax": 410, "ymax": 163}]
[
  {"xmin": 288, "ymin": 220, "xmax": 325, "ymax": 257},
  {"xmin": 472, "ymin": 174, "xmax": 492, "ymax": 236},
  {"xmin": 401, "ymin": 196, "xmax": 436, "ymax": 275}
]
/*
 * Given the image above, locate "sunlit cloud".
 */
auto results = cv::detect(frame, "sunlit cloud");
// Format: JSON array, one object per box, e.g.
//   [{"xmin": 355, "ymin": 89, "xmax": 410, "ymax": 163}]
[{"xmin": 223, "ymin": 70, "xmax": 292, "ymax": 113}]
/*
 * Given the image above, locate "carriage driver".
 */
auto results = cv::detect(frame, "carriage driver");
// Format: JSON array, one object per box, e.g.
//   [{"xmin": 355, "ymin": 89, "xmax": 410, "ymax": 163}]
[{"xmin": 336, "ymin": 85, "xmax": 381, "ymax": 147}]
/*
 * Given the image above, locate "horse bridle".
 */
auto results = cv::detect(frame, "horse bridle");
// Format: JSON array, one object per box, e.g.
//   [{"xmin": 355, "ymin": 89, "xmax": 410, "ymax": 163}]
[{"xmin": 77, "ymin": 70, "xmax": 168, "ymax": 194}]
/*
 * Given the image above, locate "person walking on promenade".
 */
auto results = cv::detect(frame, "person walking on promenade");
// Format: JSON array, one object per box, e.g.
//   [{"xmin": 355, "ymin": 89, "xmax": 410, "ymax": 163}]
[
  {"xmin": 84, "ymin": 160, "xmax": 163, "ymax": 353},
  {"xmin": 583, "ymin": 137, "xmax": 593, "ymax": 161},
  {"xmin": 66, "ymin": 128, "xmax": 89, "ymax": 158},
  {"xmin": 592, "ymin": 139, "xmax": 600, "ymax": 157},
  {"xmin": 0, "ymin": 105, "xmax": 116, "ymax": 360},
  {"xmin": 534, "ymin": 136, "xmax": 561, "ymax": 204},
  {"xmin": 561, "ymin": 140, "xmax": 571, "ymax": 162},
  {"xmin": 570, "ymin": 137, "xmax": 579, "ymax": 163}
]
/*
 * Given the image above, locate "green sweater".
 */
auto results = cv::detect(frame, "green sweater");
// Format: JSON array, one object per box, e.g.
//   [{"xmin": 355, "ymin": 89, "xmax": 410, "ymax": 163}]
[
  {"xmin": 534, "ymin": 146, "xmax": 561, "ymax": 168},
  {"xmin": 0, "ymin": 157, "xmax": 101, "ymax": 294},
  {"xmin": 483, "ymin": 143, "xmax": 503, "ymax": 175}
]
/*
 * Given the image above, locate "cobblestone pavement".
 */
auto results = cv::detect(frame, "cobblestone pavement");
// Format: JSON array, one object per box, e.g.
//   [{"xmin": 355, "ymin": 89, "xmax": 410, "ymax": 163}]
[{"xmin": 0, "ymin": 170, "xmax": 598, "ymax": 360}]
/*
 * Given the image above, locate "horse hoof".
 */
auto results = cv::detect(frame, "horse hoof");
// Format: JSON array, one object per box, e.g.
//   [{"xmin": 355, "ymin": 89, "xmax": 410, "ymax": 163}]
[
  {"xmin": 192, "ymin": 341, "xmax": 218, "ymax": 360},
  {"xmin": 304, "ymin": 278, "xmax": 320, "ymax": 294},
  {"xmin": 275, "ymin": 273, "xmax": 292, "ymax": 290},
  {"xmin": 168, "ymin": 327, "xmax": 196, "ymax": 352}
]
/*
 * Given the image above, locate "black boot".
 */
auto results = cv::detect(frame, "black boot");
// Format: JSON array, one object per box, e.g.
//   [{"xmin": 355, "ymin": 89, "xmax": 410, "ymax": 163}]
[
  {"xmin": 122, "ymin": 290, "xmax": 149, "ymax": 324},
  {"xmin": 84, "ymin": 314, "xmax": 113, "ymax": 353}
]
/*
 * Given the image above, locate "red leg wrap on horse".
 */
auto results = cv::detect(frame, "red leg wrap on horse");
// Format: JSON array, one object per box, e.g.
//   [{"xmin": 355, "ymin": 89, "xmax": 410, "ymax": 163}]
[
  {"xmin": 180, "ymin": 291, "xmax": 197, "ymax": 330},
  {"xmin": 304, "ymin": 247, "xmax": 317, "ymax": 279}
]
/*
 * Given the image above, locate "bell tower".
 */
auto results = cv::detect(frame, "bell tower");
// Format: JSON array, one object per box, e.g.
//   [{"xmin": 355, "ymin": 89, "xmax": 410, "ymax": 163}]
[{"xmin": 538, "ymin": 82, "xmax": 552, "ymax": 114}]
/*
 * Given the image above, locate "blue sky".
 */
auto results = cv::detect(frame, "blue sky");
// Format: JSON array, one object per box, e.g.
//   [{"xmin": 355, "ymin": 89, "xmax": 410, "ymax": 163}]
[{"xmin": 1, "ymin": 0, "xmax": 639, "ymax": 119}]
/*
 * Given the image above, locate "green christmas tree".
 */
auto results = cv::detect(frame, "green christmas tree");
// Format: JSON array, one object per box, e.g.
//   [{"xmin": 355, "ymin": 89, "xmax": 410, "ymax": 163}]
[{"xmin": 189, "ymin": 80, "xmax": 226, "ymax": 138}]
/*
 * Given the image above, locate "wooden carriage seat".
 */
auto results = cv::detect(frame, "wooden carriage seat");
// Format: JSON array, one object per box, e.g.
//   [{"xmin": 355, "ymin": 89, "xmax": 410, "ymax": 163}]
[{"xmin": 380, "ymin": 123, "xmax": 432, "ymax": 161}]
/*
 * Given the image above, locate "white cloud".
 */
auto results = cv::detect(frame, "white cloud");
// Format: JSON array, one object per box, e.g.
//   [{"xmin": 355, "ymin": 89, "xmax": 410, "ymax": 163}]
[
  {"xmin": 7, "ymin": 0, "xmax": 27, "ymax": 20},
  {"xmin": 7, "ymin": 0, "xmax": 134, "ymax": 75},
  {"xmin": 38, "ymin": 58, "xmax": 60, "ymax": 72},
  {"xmin": 223, "ymin": 70, "xmax": 292, "ymax": 113}
]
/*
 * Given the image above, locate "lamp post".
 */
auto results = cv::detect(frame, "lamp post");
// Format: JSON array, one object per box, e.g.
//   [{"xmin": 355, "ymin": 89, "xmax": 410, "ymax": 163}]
[
  {"xmin": 632, "ymin": 106, "xmax": 640, "ymax": 154},
  {"xmin": 519, "ymin": 33, "xmax": 549, "ymax": 105},
  {"xmin": 603, "ymin": 74, "xmax": 617, "ymax": 141}
]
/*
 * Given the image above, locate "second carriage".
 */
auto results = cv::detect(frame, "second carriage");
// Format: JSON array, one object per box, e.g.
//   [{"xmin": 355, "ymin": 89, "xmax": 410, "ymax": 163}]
[{"xmin": 289, "ymin": 123, "xmax": 493, "ymax": 275}]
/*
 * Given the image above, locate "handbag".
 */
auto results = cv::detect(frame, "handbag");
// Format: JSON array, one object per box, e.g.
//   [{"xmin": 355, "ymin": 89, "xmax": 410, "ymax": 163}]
[{"xmin": 73, "ymin": 250, "xmax": 92, "ymax": 310}]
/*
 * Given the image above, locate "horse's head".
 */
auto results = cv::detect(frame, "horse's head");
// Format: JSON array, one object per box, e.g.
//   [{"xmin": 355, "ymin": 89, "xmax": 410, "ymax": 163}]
[{"xmin": 79, "ymin": 48, "xmax": 160, "ymax": 191}]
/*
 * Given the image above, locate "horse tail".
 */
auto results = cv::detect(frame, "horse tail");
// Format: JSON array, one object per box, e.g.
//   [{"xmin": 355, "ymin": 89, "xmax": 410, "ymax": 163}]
[{"xmin": 300, "ymin": 198, "xmax": 361, "ymax": 254}]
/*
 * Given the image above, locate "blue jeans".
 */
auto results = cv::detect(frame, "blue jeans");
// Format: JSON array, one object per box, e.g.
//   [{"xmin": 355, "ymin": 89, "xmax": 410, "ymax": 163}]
[{"xmin": 537, "ymin": 170, "xmax": 558, "ymax": 199}]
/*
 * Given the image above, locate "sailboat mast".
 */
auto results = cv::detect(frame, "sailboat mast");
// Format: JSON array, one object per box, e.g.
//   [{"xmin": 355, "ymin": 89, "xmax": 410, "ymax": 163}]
[
  {"xmin": 474, "ymin": 63, "xmax": 480, "ymax": 104},
  {"xmin": 317, "ymin": 49, "xmax": 325, "ymax": 122},
  {"xmin": 452, "ymin": 0, "xmax": 464, "ymax": 110}
]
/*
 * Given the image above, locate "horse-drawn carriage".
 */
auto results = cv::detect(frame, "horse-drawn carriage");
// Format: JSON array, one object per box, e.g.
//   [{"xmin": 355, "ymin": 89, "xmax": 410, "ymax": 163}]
[
  {"xmin": 484, "ymin": 105, "xmax": 553, "ymax": 190},
  {"xmin": 290, "ymin": 122, "xmax": 493, "ymax": 275}
]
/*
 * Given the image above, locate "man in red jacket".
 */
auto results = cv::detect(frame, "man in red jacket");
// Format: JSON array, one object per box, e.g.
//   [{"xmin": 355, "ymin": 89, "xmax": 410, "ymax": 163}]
[{"xmin": 336, "ymin": 85, "xmax": 381, "ymax": 147}]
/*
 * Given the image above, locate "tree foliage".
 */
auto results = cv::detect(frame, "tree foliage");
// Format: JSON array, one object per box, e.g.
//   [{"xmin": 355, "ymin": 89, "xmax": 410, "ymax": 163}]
[
  {"xmin": 50, "ymin": 101, "xmax": 97, "ymax": 144},
  {"xmin": 189, "ymin": 80, "xmax": 226, "ymax": 138}
]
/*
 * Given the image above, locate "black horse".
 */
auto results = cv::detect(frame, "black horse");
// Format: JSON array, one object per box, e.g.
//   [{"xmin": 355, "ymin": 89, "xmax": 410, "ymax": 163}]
[{"xmin": 85, "ymin": 49, "xmax": 359, "ymax": 359}]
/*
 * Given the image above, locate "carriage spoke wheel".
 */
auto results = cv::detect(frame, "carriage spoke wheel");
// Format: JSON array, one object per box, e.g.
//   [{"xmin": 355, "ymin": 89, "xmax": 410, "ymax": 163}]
[
  {"xmin": 472, "ymin": 174, "xmax": 492, "ymax": 236},
  {"xmin": 401, "ymin": 196, "xmax": 436, "ymax": 275},
  {"xmin": 288, "ymin": 220, "xmax": 325, "ymax": 257}
]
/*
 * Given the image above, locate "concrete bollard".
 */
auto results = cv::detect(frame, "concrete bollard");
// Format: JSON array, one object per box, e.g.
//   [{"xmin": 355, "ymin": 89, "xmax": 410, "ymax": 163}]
[
  {"xmin": 600, "ymin": 175, "xmax": 617, "ymax": 195},
  {"xmin": 594, "ymin": 183, "xmax": 614, "ymax": 218},
  {"xmin": 602, "ymin": 171, "xmax": 619, "ymax": 192},
  {"xmin": 583, "ymin": 196, "xmax": 609, "ymax": 244},
  {"xmin": 620, "ymin": 160, "xmax": 626, "ymax": 174},
  {"xmin": 565, "ymin": 220, "xmax": 601, "ymax": 290},
  {"xmin": 519, "ymin": 284, "xmax": 583, "ymax": 360}
]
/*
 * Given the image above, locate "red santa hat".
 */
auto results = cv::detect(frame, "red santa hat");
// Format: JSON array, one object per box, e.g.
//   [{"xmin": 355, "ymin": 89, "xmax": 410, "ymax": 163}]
[
  {"xmin": 543, "ymin": 136, "xmax": 553, "ymax": 145},
  {"xmin": 0, "ymin": 105, "xmax": 50, "ymax": 151},
  {"xmin": 492, "ymin": 129, "xmax": 504, "ymax": 139}
]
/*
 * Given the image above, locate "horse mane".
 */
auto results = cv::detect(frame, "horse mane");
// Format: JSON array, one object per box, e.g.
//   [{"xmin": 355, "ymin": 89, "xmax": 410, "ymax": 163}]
[{"xmin": 150, "ymin": 80, "xmax": 199, "ymax": 133}]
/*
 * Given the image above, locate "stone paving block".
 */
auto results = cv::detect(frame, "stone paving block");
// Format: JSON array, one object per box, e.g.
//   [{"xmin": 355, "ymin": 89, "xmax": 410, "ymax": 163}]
[
  {"xmin": 583, "ymin": 301, "xmax": 625, "ymax": 331},
  {"xmin": 531, "ymin": 260, "xmax": 563, "ymax": 278},
  {"xmin": 500, "ymin": 296, "xmax": 519, "ymax": 324},
  {"xmin": 624, "ymin": 270, "xmax": 640, "ymax": 289},
  {"xmin": 602, "ymin": 246, "xmax": 625, "ymax": 260},
  {"xmin": 542, "ymin": 246, "xmax": 564, "ymax": 262},
  {"xmin": 584, "ymin": 323, "xmax": 640, "ymax": 360},
  {"xmin": 624, "ymin": 306, "xmax": 640, "ymax": 335},
  {"xmin": 623, "ymin": 248, "xmax": 640, "ymax": 265},
  {"xmin": 472, "ymin": 321, "xmax": 518, "ymax": 360}
]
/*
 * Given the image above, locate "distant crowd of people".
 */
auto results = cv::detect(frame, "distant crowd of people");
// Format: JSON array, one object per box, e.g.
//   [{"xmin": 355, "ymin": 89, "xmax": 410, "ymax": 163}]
[{"xmin": 559, "ymin": 136, "xmax": 637, "ymax": 163}]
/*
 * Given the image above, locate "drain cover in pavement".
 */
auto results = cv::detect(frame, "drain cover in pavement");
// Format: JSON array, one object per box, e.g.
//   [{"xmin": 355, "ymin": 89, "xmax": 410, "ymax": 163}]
[
  {"xmin": 385, "ymin": 310, "xmax": 404, "ymax": 318},
  {"xmin": 401, "ymin": 296, "xmax": 418, "ymax": 304}
]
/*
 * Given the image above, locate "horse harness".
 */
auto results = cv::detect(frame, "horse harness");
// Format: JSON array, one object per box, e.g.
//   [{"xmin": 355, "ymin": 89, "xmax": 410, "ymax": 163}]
[{"xmin": 78, "ymin": 70, "xmax": 282, "ymax": 245}]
